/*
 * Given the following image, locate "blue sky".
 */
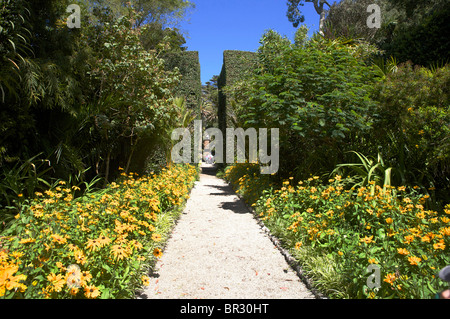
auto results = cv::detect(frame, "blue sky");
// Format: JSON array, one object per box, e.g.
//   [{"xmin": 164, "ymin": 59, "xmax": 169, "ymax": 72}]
[{"xmin": 178, "ymin": 0, "xmax": 325, "ymax": 84}]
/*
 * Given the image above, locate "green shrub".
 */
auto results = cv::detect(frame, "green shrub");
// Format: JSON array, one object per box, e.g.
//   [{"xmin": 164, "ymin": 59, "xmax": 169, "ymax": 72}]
[
  {"xmin": 226, "ymin": 29, "xmax": 380, "ymax": 179},
  {"xmin": 370, "ymin": 62, "xmax": 450, "ymax": 208}
]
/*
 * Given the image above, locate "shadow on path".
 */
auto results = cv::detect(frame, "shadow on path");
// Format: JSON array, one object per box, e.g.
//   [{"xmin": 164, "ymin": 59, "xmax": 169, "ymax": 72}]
[{"xmin": 201, "ymin": 163, "xmax": 218, "ymax": 176}]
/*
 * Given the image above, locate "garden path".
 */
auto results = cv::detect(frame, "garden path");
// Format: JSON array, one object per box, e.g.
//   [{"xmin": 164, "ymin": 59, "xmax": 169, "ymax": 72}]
[{"xmin": 138, "ymin": 163, "xmax": 315, "ymax": 299}]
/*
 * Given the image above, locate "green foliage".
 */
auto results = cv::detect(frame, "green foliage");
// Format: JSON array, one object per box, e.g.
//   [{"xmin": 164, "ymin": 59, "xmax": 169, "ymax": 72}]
[
  {"xmin": 369, "ymin": 62, "xmax": 450, "ymax": 207},
  {"xmin": 332, "ymin": 151, "xmax": 393, "ymax": 193},
  {"xmin": 162, "ymin": 50, "xmax": 202, "ymax": 117},
  {"xmin": 324, "ymin": 0, "xmax": 450, "ymax": 68},
  {"xmin": 226, "ymin": 29, "xmax": 380, "ymax": 179},
  {"xmin": 217, "ymin": 50, "xmax": 258, "ymax": 131},
  {"xmin": 201, "ymin": 75, "xmax": 219, "ymax": 129},
  {"xmin": 323, "ymin": 0, "xmax": 390, "ymax": 42},
  {"xmin": 0, "ymin": 0, "xmax": 195, "ymax": 228}
]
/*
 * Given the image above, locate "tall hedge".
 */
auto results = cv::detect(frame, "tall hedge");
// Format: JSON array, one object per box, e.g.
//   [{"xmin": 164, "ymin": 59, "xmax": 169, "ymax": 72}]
[
  {"xmin": 217, "ymin": 50, "xmax": 257, "ymax": 133},
  {"xmin": 162, "ymin": 51, "xmax": 202, "ymax": 118}
]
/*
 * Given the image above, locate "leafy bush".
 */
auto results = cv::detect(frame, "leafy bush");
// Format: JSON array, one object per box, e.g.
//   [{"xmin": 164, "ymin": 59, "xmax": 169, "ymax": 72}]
[
  {"xmin": 370, "ymin": 62, "xmax": 450, "ymax": 207},
  {"xmin": 226, "ymin": 29, "xmax": 381, "ymax": 179},
  {"xmin": 0, "ymin": 164, "xmax": 198, "ymax": 298}
]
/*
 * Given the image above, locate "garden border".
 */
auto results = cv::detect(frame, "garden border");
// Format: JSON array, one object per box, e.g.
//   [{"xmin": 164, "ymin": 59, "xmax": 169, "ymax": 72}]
[{"xmin": 223, "ymin": 178, "xmax": 329, "ymax": 300}]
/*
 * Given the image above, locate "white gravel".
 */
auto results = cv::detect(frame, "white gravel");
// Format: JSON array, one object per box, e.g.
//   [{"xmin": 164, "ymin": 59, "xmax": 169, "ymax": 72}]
[{"xmin": 138, "ymin": 164, "xmax": 315, "ymax": 299}]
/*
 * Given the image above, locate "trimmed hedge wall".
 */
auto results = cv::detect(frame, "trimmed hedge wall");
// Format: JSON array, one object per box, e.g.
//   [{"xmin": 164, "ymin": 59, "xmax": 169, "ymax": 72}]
[
  {"xmin": 217, "ymin": 50, "xmax": 257, "ymax": 133},
  {"xmin": 163, "ymin": 51, "xmax": 202, "ymax": 118}
]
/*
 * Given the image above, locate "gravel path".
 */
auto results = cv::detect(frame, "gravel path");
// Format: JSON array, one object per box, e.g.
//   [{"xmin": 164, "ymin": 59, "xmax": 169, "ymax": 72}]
[{"xmin": 138, "ymin": 164, "xmax": 314, "ymax": 299}]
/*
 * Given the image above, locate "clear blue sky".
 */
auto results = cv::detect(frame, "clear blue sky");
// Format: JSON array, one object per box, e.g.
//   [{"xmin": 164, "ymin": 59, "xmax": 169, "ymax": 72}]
[{"xmin": 178, "ymin": 0, "xmax": 325, "ymax": 84}]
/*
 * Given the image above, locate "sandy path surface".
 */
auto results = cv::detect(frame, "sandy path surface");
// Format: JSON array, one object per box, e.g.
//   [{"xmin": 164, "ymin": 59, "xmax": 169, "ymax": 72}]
[{"xmin": 138, "ymin": 164, "xmax": 314, "ymax": 299}]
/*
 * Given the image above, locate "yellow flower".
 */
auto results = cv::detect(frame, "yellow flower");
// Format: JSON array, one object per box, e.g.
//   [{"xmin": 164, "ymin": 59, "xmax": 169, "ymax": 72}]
[
  {"xmin": 153, "ymin": 248, "xmax": 163, "ymax": 258},
  {"xmin": 97, "ymin": 235, "xmax": 111, "ymax": 247},
  {"xmin": 86, "ymin": 238, "xmax": 101, "ymax": 251},
  {"xmin": 51, "ymin": 234, "xmax": 67, "ymax": 245},
  {"xmin": 360, "ymin": 235, "xmax": 374, "ymax": 244},
  {"xmin": 84, "ymin": 285, "xmax": 101, "ymax": 299},
  {"xmin": 151, "ymin": 233, "xmax": 162, "ymax": 242},
  {"xmin": 111, "ymin": 245, "xmax": 130, "ymax": 260},
  {"xmin": 416, "ymin": 212, "xmax": 426, "ymax": 219},
  {"xmin": 368, "ymin": 258, "xmax": 378, "ymax": 264},
  {"xmin": 407, "ymin": 256, "xmax": 421, "ymax": 266},
  {"xmin": 80, "ymin": 271, "xmax": 92, "ymax": 285},
  {"xmin": 47, "ymin": 272, "xmax": 66, "ymax": 292},
  {"xmin": 141, "ymin": 275, "xmax": 150, "ymax": 286},
  {"xmin": 385, "ymin": 217, "xmax": 393, "ymax": 224},
  {"xmin": 295, "ymin": 242, "xmax": 302, "ymax": 250},
  {"xmin": 19, "ymin": 237, "xmax": 36, "ymax": 244},
  {"xmin": 338, "ymin": 251, "xmax": 344, "ymax": 256}
]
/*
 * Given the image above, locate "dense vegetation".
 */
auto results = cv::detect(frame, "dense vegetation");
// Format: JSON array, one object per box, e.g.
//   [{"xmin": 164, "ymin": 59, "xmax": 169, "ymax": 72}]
[
  {"xmin": 219, "ymin": 1, "xmax": 449, "ymax": 299},
  {"xmin": 224, "ymin": 163, "xmax": 450, "ymax": 298},
  {"xmin": 225, "ymin": 26, "xmax": 449, "ymax": 210},
  {"xmin": 0, "ymin": 0, "xmax": 448, "ymax": 299},
  {"xmin": 0, "ymin": 0, "xmax": 200, "ymax": 299},
  {"xmin": 0, "ymin": 0, "xmax": 197, "ymax": 227},
  {"xmin": 1, "ymin": 164, "xmax": 198, "ymax": 298}
]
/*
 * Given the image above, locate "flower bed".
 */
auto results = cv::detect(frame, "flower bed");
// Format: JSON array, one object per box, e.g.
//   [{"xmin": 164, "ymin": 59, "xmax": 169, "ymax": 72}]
[
  {"xmin": 224, "ymin": 163, "xmax": 450, "ymax": 298},
  {"xmin": 0, "ymin": 164, "xmax": 198, "ymax": 298}
]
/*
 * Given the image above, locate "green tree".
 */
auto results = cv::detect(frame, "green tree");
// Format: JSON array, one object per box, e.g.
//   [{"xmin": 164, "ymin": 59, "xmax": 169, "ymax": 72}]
[
  {"xmin": 287, "ymin": 0, "xmax": 331, "ymax": 34},
  {"xmin": 323, "ymin": 0, "xmax": 393, "ymax": 42}
]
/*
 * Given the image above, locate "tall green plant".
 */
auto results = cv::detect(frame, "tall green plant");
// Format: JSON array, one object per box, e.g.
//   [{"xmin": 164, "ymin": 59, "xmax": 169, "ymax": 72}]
[{"xmin": 331, "ymin": 151, "xmax": 393, "ymax": 194}]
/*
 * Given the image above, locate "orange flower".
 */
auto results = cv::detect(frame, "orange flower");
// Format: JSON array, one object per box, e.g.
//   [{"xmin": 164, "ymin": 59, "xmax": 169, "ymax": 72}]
[
  {"xmin": 111, "ymin": 245, "xmax": 130, "ymax": 260},
  {"xmin": 408, "ymin": 256, "xmax": 421, "ymax": 266},
  {"xmin": 385, "ymin": 217, "xmax": 393, "ymax": 224},
  {"xmin": 84, "ymin": 285, "xmax": 101, "ymax": 299},
  {"xmin": 153, "ymin": 248, "xmax": 163, "ymax": 258},
  {"xmin": 440, "ymin": 227, "xmax": 450, "ymax": 236},
  {"xmin": 403, "ymin": 235, "xmax": 414, "ymax": 244},
  {"xmin": 397, "ymin": 248, "xmax": 409, "ymax": 255},
  {"xmin": 433, "ymin": 242, "xmax": 446, "ymax": 251},
  {"xmin": 383, "ymin": 273, "xmax": 397, "ymax": 285}
]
